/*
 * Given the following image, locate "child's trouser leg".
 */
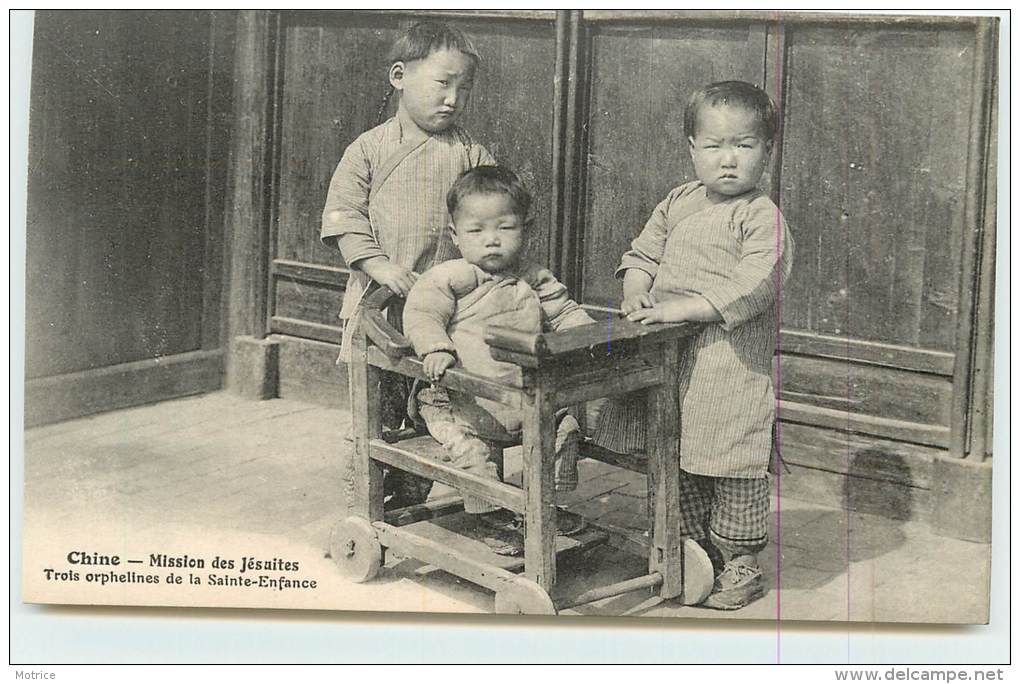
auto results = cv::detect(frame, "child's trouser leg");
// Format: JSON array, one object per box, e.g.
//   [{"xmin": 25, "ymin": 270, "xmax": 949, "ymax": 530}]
[
  {"xmin": 416, "ymin": 396, "xmax": 501, "ymax": 515},
  {"xmin": 698, "ymin": 475, "xmax": 769, "ymax": 610},
  {"xmin": 677, "ymin": 470, "xmax": 769, "ymax": 609},
  {"xmin": 677, "ymin": 471, "xmax": 769, "ymax": 556},
  {"xmin": 677, "ymin": 469, "xmax": 715, "ymax": 542},
  {"xmin": 553, "ymin": 412, "xmax": 581, "ymax": 492},
  {"xmin": 589, "ymin": 393, "xmax": 646, "ymax": 455},
  {"xmin": 706, "ymin": 476, "xmax": 770, "ymax": 559},
  {"xmin": 377, "ymin": 370, "xmax": 433, "ymax": 507}
]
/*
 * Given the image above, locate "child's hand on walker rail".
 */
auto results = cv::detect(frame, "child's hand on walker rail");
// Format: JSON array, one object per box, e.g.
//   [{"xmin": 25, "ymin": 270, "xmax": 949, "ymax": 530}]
[
  {"xmin": 621, "ymin": 293, "xmax": 656, "ymax": 314},
  {"xmin": 422, "ymin": 351, "xmax": 456, "ymax": 382},
  {"xmin": 360, "ymin": 257, "xmax": 418, "ymax": 297},
  {"xmin": 626, "ymin": 294, "xmax": 722, "ymax": 325}
]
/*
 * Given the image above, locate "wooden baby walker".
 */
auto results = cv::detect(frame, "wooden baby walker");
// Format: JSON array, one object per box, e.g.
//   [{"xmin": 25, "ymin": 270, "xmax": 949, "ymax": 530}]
[{"xmin": 329, "ymin": 286, "xmax": 714, "ymax": 614}]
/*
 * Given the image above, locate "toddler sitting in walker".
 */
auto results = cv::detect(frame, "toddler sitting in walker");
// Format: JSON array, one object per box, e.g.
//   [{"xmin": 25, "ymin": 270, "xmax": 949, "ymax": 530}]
[{"xmin": 403, "ymin": 165, "xmax": 593, "ymax": 554}]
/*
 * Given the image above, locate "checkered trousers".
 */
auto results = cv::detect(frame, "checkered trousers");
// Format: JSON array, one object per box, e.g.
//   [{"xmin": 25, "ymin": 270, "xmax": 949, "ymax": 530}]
[{"xmin": 677, "ymin": 469, "xmax": 770, "ymax": 557}]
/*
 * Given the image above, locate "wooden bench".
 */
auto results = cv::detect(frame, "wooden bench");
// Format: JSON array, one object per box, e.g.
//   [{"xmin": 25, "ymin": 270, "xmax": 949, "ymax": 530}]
[{"xmin": 329, "ymin": 286, "xmax": 713, "ymax": 614}]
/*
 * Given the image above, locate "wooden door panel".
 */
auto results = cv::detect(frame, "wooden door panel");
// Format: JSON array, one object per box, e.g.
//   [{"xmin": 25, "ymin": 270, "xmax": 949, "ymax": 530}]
[
  {"xmin": 779, "ymin": 24, "xmax": 974, "ymax": 351},
  {"xmin": 579, "ymin": 21, "xmax": 766, "ymax": 307},
  {"xmin": 271, "ymin": 12, "xmax": 558, "ymax": 343}
]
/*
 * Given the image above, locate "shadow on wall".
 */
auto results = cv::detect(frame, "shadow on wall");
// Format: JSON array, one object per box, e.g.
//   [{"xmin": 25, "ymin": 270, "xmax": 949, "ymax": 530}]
[{"xmin": 771, "ymin": 449, "xmax": 915, "ymax": 592}]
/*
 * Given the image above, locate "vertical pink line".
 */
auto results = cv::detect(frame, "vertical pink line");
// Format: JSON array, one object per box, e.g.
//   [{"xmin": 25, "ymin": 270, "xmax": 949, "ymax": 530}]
[
  {"xmin": 773, "ymin": 10, "xmax": 784, "ymax": 666},
  {"xmin": 842, "ymin": 29, "xmax": 853, "ymax": 663}
]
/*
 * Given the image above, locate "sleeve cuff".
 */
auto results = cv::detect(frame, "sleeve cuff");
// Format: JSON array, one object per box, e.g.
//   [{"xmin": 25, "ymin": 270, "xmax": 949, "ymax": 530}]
[
  {"xmin": 417, "ymin": 341, "xmax": 457, "ymax": 357},
  {"xmin": 337, "ymin": 233, "xmax": 387, "ymax": 268},
  {"xmin": 699, "ymin": 281, "xmax": 754, "ymax": 331},
  {"xmin": 615, "ymin": 256, "xmax": 658, "ymax": 281}
]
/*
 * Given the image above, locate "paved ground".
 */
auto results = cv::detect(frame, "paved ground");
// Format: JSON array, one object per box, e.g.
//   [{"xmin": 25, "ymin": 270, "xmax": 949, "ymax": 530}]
[{"xmin": 21, "ymin": 392, "xmax": 990, "ymax": 624}]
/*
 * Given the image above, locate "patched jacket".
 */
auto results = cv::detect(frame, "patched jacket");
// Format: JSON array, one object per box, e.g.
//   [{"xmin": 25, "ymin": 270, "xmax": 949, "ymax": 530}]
[{"xmin": 404, "ymin": 259, "xmax": 594, "ymax": 437}]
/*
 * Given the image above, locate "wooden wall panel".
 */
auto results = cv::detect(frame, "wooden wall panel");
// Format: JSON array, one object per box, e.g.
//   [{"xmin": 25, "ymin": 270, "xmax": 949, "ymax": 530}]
[
  {"xmin": 779, "ymin": 354, "xmax": 952, "ymax": 428},
  {"xmin": 26, "ymin": 11, "xmax": 225, "ymax": 379},
  {"xmin": 579, "ymin": 22, "xmax": 766, "ymax": 306},
  {"xmin": 454, "ymin": 16, "xmax": 558, "ymax": 268},
  {"xmin": 276, "ymin": 13, "xmax": 403, "ymax": 270},
  {"xmin": 272, "ymin": 12, "xmax": 559, "ymax": 338},
  {"xmin": 260, "ymin": 11, "xmax": 992, "ymax": 462},
  {"xmin": 779, "ymin": 25, "xmax": 975, "ymax": 351}
]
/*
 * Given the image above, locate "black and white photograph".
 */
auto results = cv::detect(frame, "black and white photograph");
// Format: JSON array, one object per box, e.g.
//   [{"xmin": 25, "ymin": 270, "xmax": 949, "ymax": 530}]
[{"xmin": 16, "ymin": 8, "xmax": 1003, "ymax": 643}]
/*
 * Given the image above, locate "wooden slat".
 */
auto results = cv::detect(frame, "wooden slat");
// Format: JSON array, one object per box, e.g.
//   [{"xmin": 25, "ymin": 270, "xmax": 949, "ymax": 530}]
[
  {"xmin": 366, "ymin": 348, "xmax": 523, "ymax": 409},
  {"xmin": 272, "ymin": 259, "xmax": 349, "ymax": 287},
  {"xmin": 548, "ymin": 10, "xmax": 570, "ymax": 272},
  {"xmin": 200, "ymin": 11, "xmax": 237, "ymax": 351},
  {"xmin": 370, "ymin": 437, "xmax": 527, "ymax": 513},
  {"xmin": 776, "ymin": 422, "xmax": 938, "ymax": 521},
  {"xmin": 764, "ymin": 17, "xmax": 787, "ymax": 202},
  {"xmin": 780, "ymin": 330, "xmax": 954, "ymax": 376},
  {"xmin": 227, "ymin": 10, "xmax": 276, "ymax": 343},
  {"xmin": 25, "ymin": 350, "xmax": 223, "ymax": 428},
  {"xmin": 778, "ymin": 354, "xmax": 952, "ymax": 428},
  {"xmin": 779, "ymin": 400, "xmax": 950, "ymax": 448},
  {"xmin": 951, "ymin": 18, "xmax": 996, "ymax": 460},
  {"xmin": 520, "ymin": 370, "xmax": 558, "ymax": 591},
  {"xmin": 646, "ymin": 341, "xmax": 683, "ymax": 600},
  {"xmin": 966, "ymin": 45, "xmax": 998, "ymax": 463},
  {"xmin": 550, "ymin": 366, "xmax": 662, "ymax": 409},
  {"xmin": 272, "ymin": 278, "xmax": 343, "ymax": 333},
  {"xmin": 271, "ymin": 316, "xmax": 342, "ymax": 345},
  {"xmin": 264, "ymin": 11, "xmax": 284, "ymax": 338},
  {"xmin": 485, "ymin": 318, "xmax": 697, "ymax": 359},
  {"xmin": 777, "ymin": 422, "xmax": 936, "ymax": 489},
  {"xmin": 374, "ymin": 522, "xmax": 521, "ymax": 593},
  {"xmin": 346, "ymin": 331, "xmax": 384, "ymax": 521},
  {"xmin": 581, "ymin": 10, "xmax": 984, "ymax": 27},
  {"xmin": 375, "ymin": 9, "xmax": 557, "ymax": 22},
  {"xmin": 556, "ymin": 572, "xmax": 661, "ymax": 611},
  {"xmin": 559, "ymin": 9, "xmax": 586, "ymax": 292}
]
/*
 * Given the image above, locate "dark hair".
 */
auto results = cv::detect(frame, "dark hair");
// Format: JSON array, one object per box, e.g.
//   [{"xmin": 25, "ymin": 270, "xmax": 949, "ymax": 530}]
[
  {"xmin": 684, "ymin": 81, "xmax": 778, "ymax": 142},
  {"xmin": 447, "ymin": 166, "xmax": 532, "ymax": 220},
  {"xmin": 387, "ymin": 21, "xmax": 481, "ymax": 67}
]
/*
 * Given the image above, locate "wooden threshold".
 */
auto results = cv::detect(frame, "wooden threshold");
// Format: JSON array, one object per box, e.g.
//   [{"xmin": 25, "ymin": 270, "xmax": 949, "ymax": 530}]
[{"xmin": 24, "ymin": 349, "xmax": 223, "ymax": 427}]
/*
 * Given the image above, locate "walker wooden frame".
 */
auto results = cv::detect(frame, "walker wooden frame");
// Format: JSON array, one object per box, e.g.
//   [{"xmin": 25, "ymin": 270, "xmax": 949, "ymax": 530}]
[{"xmin": 330, "ymin": 286, "xmax": 714, "ymax": 614}]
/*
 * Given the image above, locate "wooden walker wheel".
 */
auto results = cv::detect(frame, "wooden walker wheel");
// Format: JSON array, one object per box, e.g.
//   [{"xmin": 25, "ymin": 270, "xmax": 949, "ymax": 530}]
[
  {"xmin": 681, "ymin": 537, "xmax": 715, "ymax": 606},
  {"xmin": 494, "ymin": 577, "xmax": 557, "ymax": 615},
  {"xmin": 329, "ymin": 517, "xmax": 383, "ymax": 583}
]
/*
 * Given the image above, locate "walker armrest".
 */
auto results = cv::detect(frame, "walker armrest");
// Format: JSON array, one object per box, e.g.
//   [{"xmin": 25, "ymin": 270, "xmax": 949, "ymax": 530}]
[{"xmin": 360, "ymin": 286, "xmax": 414, "ymax": 359}]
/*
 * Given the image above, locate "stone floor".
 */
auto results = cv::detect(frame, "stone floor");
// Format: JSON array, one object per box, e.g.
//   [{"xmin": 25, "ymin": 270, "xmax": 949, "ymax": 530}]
[{"xmin": 21, "ymin": 392, "xmax": 990, "ymax": 624}]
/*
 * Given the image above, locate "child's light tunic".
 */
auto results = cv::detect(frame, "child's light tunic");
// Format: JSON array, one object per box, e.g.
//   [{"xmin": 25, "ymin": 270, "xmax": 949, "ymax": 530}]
[
  {"xmin": 593, "ymin": 181, "xmax": 793, "ymax": 479},
  {"xmin": 404, "ymin": 259, "xmax": 594, "ymax": 440},
  {"xmin": 321, "ymin": 118, "xmax": 494, "ymax": 358}
]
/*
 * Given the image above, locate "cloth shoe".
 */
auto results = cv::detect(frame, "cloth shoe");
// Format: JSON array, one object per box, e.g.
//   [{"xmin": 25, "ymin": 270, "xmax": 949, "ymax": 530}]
[{"xmin": 701, "ymin": 554, "xmax": 765, "ymax": 610}]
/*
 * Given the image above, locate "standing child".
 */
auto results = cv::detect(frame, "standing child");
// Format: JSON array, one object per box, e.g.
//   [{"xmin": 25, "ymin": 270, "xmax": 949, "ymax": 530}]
[
  {"xmin": 321, "ymin": 22, "xmax": 495, "ymax": 509},
  {"xmin": 593, "ymin": 81, "xmax": 793, "ymax": 610},
  {"xmin": 403, "ymin": 166, "xmax": 593, "ymax": 554}
]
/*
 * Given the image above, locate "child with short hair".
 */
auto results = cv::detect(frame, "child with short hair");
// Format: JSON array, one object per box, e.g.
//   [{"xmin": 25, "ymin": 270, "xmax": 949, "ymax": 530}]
[
  {"xmin": 593, "ymin": 81, "xmax": 794, "ymax": 609},
  {"xmin": 321, "ymin": 21, "xmax": 495, "ymax": 509},
  {"xmin": 403, "ymin": 166, "xmax": 593, "ymax": 554}
]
